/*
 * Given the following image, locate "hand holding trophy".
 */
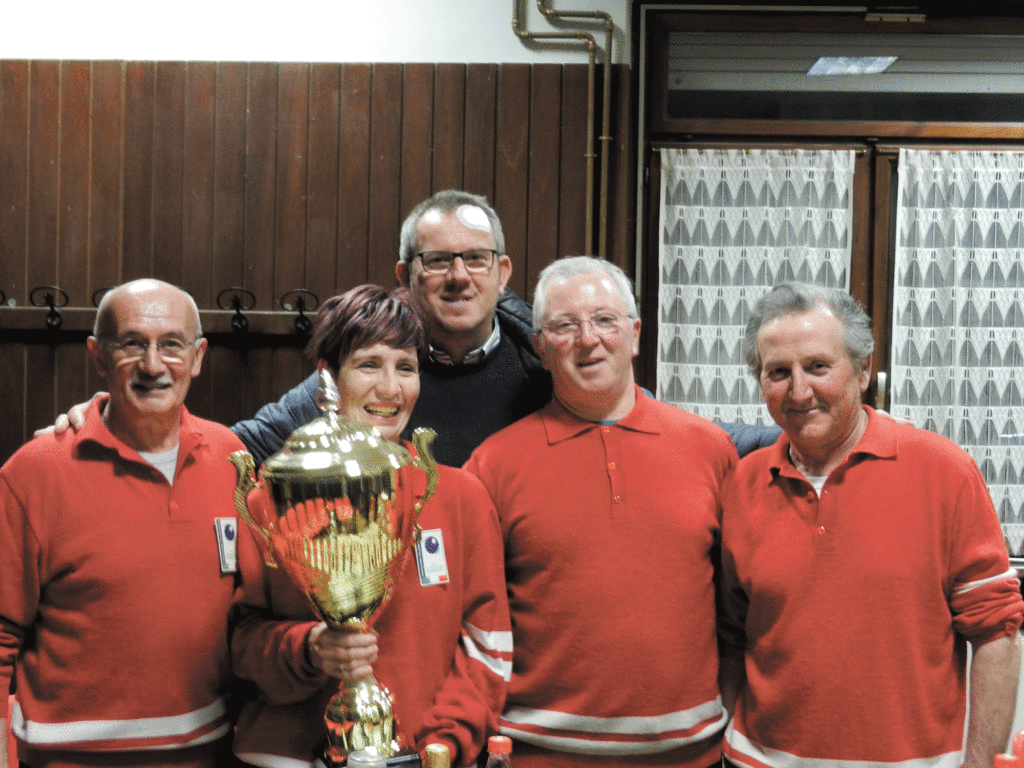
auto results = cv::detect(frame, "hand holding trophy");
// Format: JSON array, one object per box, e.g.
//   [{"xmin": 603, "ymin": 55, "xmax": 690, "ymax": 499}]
[{"xmin": 230, "ymin": 368, "xmax": 438, "ymax": 765}]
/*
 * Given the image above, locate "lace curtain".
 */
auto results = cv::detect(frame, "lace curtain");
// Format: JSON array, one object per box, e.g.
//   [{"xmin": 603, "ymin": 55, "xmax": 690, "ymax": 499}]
[
  {"xmin": 891, "ymin": 148, "xmax": 1024, "ymax": 555},
  {"xmin": 656, "ymin": 148, "xmax": 855, "ymax": 425}
]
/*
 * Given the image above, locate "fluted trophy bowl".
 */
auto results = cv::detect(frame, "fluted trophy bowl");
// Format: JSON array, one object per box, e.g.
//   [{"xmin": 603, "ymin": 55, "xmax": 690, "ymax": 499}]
[{"xmin": 230, "ymin": 368, "xmax": 438, "ymax": 766}]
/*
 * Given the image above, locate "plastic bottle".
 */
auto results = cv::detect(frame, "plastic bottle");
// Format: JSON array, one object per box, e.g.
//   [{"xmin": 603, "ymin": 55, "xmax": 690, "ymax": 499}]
[
  {"xmin": 345, "ymin": 750, "xmax": 387, "ymax": 768},
  {"xmin": 423, "ymin": 743, "xmax": 451, "ymax": 768},
  {"xmin": 484, "ymin": 735, "xmax": 512, "ymax": 768}
]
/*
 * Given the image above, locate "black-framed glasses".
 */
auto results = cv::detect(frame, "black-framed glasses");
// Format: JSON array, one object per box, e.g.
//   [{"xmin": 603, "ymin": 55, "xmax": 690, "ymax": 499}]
[
  {"xmin": 542, "ymin": 313, "xmax": 627, "ymax": 340},
  {"xmin": 414, "ymin": 249, "xmax": 498, "ymax": 274},
  {"xmin": 101, "ymin": 336, "xmax": 200, "ymax": 363}
]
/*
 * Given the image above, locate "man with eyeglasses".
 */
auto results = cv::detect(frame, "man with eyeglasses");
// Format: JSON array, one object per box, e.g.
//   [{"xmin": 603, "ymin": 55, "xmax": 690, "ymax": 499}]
[
  {"xmin": 232, "ymin": 189, "xmax": 552, "ymax": 468},
  {"xmin": 464, "ymin": 257, "xmax": 739, "ymax": 768},
  {"xmin": 1, "ymin": 279, "xmax": 257, "ymax": 768}
]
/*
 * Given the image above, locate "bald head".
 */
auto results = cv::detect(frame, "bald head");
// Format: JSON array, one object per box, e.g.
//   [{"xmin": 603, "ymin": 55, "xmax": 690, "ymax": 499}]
[{"xmin": 94, "ymin": 280, "xmax": 202, "ymax": 340}]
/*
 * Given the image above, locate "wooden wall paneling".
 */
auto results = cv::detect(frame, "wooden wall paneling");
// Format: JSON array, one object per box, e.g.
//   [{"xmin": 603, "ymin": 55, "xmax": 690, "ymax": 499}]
[
  {"xmin": 557, "ymin": 64, "xmax": 589, "ymax": 262},
  {"xmin": 24, "ymin": 61, "xmax": 61, "ymax": 436},
  {"xmin": 525, "ymin": 64, "xmax": 563, "ymax": 292},
  {"xmin": 28, "ymin": 61, "xmax": 60, "ymax": 295},
  {"xmin": 153, "ymin": 62, "xmax": 186, "ymax": 286},
  {"xmin": 55, "ymin": 62, "xmax": 92, "ymax": 415},
  {"xmin": 240, "ymin": 63, "xmax": 279, "ymax": 425},
  {"xmin": 0, "ymin": 61, "xmax": 29, "ymax": 459},
  {"xmin": 180, "ymin": 61, "xmax": 217, "ymax": 420},
  {"xmin": 494, "ymin": 64, "xmax": 531, "ymax": 298},
  {"xmin": 400, "ymin": 64, "xmax": 435, "ymax": 225},
  {"xmin": 90, "ymin": 61, "xmax": 124, "ymax": 299},
  {"xmin": 0, "ymin": 61, "xmax": 28, "ymax": 302},
  {"xmin": 59, "ymin": 61, "xmax": 90, "ymax": 302},
  {"xmin": 337, "ymin": 64, "xmax": 372, "ymax": 289},
  {"xmin": 182, "ymin": 62, "xmax": 217, "ymax": 309},
  {"xmin": 274, "ymin": 63, "xmax": 310, "ymax": 306},
  {"xmin": 367, "ymin": 64, "xmax": 404, "ymax": 287},
  {"xmin": 123, "ymin": 62, "xmax": 155, "ymax": 280},
  {"xmin": 202, "ymin": 62, "xmax": 248, "ymax": 425},
  {"xmin": 305, "ymin": 63, "xmax": 341, "ymax": 300},
  {"xmin": 212, "ymin": 62, "xmax": 247, "ymax": 296},
  {"xmin": 431, "ymin": 63, "xmax": 466, "ymax": 194},
  {"xmin": 463, "ymin": 64, "xmax": 497, "ymax": 201},
  {"xmin": 271, "ymin": 63, "xmax": 313, "ymax": 418},
  {"xmin": 244, "ymin": 62, "xmax": 279, "ymax": 310},
  {"xmin": 0, "ymin": 344, "xmax": 26, "ymax": 462}
]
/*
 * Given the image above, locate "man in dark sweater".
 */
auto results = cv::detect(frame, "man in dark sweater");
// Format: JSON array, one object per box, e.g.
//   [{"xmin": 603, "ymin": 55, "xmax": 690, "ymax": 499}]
[{"xmin": 234, "ymin": 190, "xmax": 554, "ymax": 467}]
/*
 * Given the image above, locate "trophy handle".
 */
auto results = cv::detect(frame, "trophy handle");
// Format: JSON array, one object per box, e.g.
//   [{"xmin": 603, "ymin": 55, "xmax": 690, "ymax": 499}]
[
  {"xmin": 229, "ymin": 450, "xmax": 278, "ymax": 566},
  {"xmin": 410, "ymin": 427, "xmax": 439, "ymax": 516}
]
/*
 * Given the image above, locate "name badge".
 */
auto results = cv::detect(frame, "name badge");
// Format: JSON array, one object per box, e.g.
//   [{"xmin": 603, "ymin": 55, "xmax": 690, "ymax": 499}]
[
  {"xmin": 214, "ymin": 517, "xmax": 238, "ymax": 574},
  {"xmin": 414, "ymin": 529, "xmax": 450, "ymax": 587}
]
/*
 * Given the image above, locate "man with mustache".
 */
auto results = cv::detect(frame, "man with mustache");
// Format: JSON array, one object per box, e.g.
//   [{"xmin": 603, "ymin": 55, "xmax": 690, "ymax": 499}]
[{"xmin": 0, "ymin": 279, "xmax": 256, "ymax": 768}]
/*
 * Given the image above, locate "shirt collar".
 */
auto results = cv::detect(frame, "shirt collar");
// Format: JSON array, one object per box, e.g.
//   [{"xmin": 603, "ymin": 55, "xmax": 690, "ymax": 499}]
[
  {"xmin": 429, "ymin": 319, "xmax": 501, "ymax": 366},
  {"xmin": 540, "ymin": 385, "xmax": 662, "ymax": 445},
  {"xmin": 75, "ymin": 397, "xmax": 203, "ymax": 466},
  {"xmin": 766, "ymin": 405, "xmax": 896, "ymax": 482}
]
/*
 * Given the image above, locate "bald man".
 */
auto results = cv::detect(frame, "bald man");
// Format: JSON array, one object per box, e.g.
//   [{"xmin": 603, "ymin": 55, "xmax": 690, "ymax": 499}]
[{"xmin": 0, "ymin": 280, "xmax": 256, "ymax": 768}]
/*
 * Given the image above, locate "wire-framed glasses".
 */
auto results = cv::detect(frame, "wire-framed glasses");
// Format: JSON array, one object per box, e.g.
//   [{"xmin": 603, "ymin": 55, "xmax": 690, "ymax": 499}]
[
  {"xmin": 541, "ymin": 313, "xmax": 627, "ymax": 340},
  {"xmin": 102, "ymin": 336, "xmax": 200, "ymax": 363}
]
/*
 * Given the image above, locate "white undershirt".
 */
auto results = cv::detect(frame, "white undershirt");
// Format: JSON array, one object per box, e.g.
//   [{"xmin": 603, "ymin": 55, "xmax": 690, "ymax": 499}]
[{"xmin": 138, "ymin": 445, "xmax": 180, "ymax": 484}]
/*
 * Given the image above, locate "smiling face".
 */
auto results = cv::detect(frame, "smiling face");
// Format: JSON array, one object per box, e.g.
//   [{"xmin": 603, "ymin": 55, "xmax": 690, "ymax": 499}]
[
  {"xmin": 88, "ymin": 283, "xmax": 206, "ymax": 434},
  {"xmin": 395, "ymin": 207, "xmax": 511, "ymax": 361},
  {"xmin": 328, "ymin": 342, "xmax": 420, "ymax": 443},
  {"xmin": 757, "ymin": 306, "xmax": 870, "ymax": 466},
  {"xmin": 534, "ymin": 271, "xmax": 641, "ymax": 422}
]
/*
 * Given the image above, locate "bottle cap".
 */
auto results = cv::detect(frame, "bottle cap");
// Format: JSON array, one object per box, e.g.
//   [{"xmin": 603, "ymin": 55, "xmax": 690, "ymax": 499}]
[
  {"xmin": 488, "ymin": 735, "xmax": 513, "ymax": 754},
  {"xmin": 424, "ymin": 743, "xmax": 451, "ymax": 768}
]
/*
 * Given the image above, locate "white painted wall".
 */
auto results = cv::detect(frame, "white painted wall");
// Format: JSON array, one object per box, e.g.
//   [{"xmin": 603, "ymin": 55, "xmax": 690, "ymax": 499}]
[{"xmin": 4, "ymin": 0, "xmax": 629, "ymax": 63}]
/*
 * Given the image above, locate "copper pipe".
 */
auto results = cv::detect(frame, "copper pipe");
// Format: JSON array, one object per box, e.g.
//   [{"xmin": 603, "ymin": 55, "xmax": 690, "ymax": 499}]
[
  {"xmin": 512, "ymin": 0, "xmax": 614, "ymax": 258},
  {"xmin": 532, "ymin": 1, "xmax": 614, "ymax": 260}
]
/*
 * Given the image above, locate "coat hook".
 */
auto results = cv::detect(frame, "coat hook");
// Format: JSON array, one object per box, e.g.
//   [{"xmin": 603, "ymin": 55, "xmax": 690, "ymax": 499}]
[
  {"xmin": 30, "ymin": 285, "xmax": 70, "ymax": 331},
  {"xmin": 280, "ymin": 289, "xmax": 320, "ymax": 335},
  {"xmin": 91, "ymin": 286, "xmax": 116, "ymax": 307},
  {"xmin": 217, "ymin": 287, "xmax": 257, "ymax": 333}
]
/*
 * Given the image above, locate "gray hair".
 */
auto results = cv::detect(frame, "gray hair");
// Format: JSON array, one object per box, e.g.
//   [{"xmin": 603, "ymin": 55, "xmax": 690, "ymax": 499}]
[
  {"xmin": 94, "ymin": 279, "xmax": 203, "ymax": 338},
  {"xmin": 532, "ymin": 256, "xmax": 638, "ymax": 333},
  {"xmin": 743, "ymin": 282, "xmax": 873, "ymax": 376},
  {"xmin": 398, "ymin": 190, "xmax": 505, "ymax": 262}
]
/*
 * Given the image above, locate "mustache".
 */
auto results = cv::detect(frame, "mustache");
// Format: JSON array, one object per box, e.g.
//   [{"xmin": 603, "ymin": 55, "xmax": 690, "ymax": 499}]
[{"xmin": 130, "ymin": 374, "xmax": 174, "ymax": 388}]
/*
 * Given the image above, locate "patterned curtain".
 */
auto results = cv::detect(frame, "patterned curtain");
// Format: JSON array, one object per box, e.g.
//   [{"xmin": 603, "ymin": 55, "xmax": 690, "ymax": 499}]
[
  {"xmin": 891, "ymin": 148, "xmax": 1024, "ymax": 555},
  {"xmin": 656, "ymin": 147, "xmax": 855, "ymax": 425}
]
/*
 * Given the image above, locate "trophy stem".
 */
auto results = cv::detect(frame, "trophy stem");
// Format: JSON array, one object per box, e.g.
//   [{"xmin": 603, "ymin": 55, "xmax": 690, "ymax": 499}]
[{"xmin": 324, "ymin": 675, "xmax": 402, "ymax": 766}]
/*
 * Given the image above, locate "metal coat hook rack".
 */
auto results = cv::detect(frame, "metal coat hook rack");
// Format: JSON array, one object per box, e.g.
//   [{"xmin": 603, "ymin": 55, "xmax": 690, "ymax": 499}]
[
  {"xmin": 29, "ymin": 286, "xmax": 70, "ymax": 330},
  {"xmin": 217, "ymin": 287, "xmax": 257, "ymax": 333},
  {"xmin": 280, "ymin": 289, "xmax": 320, "ymax": 335}
]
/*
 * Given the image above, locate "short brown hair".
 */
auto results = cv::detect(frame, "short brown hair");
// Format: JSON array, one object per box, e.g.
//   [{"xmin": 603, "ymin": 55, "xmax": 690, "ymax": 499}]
[{"xmin": 307, "ymin": 285, "xmax": 427, "ymax": 372}]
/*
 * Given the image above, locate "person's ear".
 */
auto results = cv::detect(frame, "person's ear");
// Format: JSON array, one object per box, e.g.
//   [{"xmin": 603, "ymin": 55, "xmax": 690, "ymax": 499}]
[
  {"xmin": 396, "ymin": 260, "xmax": 410, "ymax": 288},
  {"xmin": 496, "ymin": 254, "xmax": 512, "ymax": 293},
  {"xmin": 87, "ymin": 337, "xmax": 109, "ymax": 380}
]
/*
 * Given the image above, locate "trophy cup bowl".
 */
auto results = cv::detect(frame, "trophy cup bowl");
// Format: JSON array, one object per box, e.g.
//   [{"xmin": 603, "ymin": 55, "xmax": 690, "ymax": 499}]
[{"xmin": 230, "ymin": 369, "xmax": 438, "ymax": 765}]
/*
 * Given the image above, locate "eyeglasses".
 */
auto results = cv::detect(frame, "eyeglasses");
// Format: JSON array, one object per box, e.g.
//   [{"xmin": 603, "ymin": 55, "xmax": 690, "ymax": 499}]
[
  {"xmin": 102, "ymin": 336, "xmax": 200, "ymax": 363},
  {"xmin": 414, "ymin": 249, "xmax": 498, "ymax": 274},
  {"xmin": 542, "ymin": 313, "xmax": 627, "ymax": 340}
]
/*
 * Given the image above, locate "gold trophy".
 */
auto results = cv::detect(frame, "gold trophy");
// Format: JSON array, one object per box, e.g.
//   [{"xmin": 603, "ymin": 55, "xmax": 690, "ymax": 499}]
[{"xmin": 230, "ymin": 368, "xmax": 438, "ymax": 765}]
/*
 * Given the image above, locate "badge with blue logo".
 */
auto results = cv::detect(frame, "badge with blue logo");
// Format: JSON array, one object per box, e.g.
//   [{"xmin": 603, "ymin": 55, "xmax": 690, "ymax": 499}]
[
  {"xmin": 215, "ymin": 517, "xmax": 238, "ymax": 574},
  {"xmin": 414, "ymin": 528, "xmax": 449, "ymax": 586}
]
